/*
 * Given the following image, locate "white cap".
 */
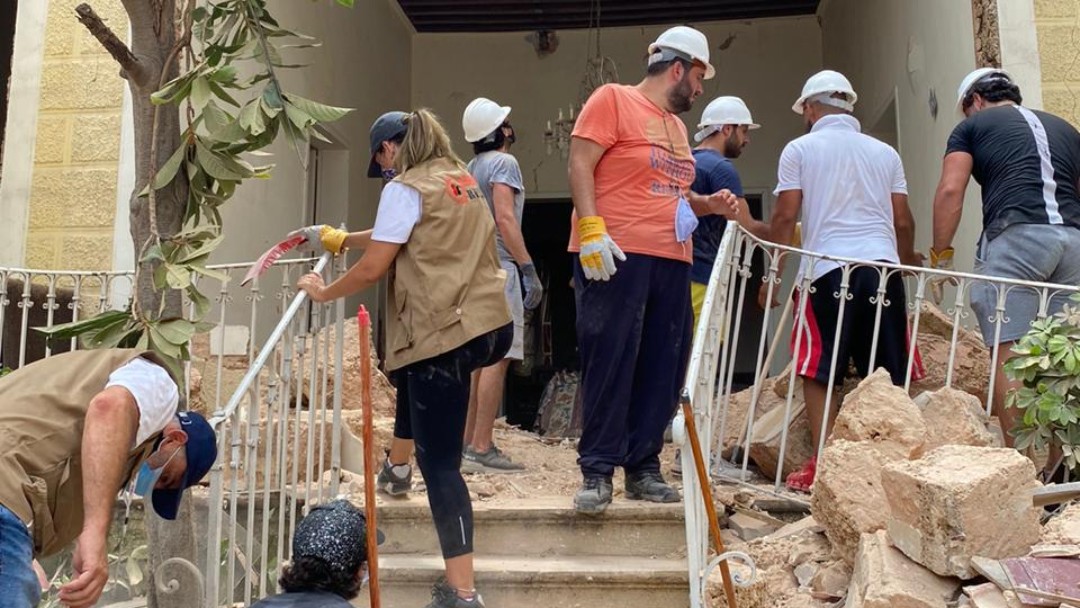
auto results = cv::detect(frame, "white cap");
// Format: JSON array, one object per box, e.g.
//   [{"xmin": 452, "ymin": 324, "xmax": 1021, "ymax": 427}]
[
  {"xmin": 462, "ymin": 97, "xmax": 511, "ymax": 143},
  {"xmin": 695, "ymin": 96, "xmax": 760, "ymax": 142},
  {"xmin": 792, "ymin": 70, "xmax": 857, "ymax": 115},
  {"xmin": 956, "ymin": 67, "xmax": 1013, "ymax": 113},
  {"xmin": 648, "ymin": 26, "xmax": 715, "ymax": 80}
]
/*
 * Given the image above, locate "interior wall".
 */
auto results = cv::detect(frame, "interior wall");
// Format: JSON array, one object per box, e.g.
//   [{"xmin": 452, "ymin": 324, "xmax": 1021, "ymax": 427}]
[
  {"xmin": 410, "ymin": 16, "xmax": 823, "ymax": 200},
  {"xmin": 819, "ymin": 0, "xmax": 983, "ymax": 273},
  {"xmin": 216, "ymin": 0, "xmax": 412, "ymax": 338}
]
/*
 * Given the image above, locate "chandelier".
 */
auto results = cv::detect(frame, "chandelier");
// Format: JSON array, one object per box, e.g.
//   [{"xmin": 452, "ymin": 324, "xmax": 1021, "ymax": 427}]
[{"xmin": 543, "ymin": 0, "xmax": 618, "ymax": 157}]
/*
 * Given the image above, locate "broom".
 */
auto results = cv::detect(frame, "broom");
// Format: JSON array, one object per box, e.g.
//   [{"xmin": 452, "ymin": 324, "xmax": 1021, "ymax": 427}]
[{"xmin": 358, "ymin": 306, "xmax": 381, "ymax": 608}]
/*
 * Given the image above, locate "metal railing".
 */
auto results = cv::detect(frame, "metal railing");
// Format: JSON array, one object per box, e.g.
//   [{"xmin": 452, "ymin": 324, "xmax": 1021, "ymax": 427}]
[
  {"xmin": 674, "ymin": 224, "xmax": 1080, "ymax": 608},
  {"xmin": 2, "ymin": 253, "xmax": 350, "ymax": 607}
]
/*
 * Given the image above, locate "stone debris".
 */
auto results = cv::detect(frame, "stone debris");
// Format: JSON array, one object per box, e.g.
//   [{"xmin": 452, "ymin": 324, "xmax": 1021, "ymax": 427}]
[
  {"xmin": 810, "ymin": 560, "xmax": 851, "ymax": 601},
  {"xmin": 811, "ymin": 439, "xmax": 903, "ymax": 564},
  {"xmin": 748, "ymin": 396, "xmax": 816, "ymax": 481},
  {"xmin": 914, "ymin": 388, "xmax": 994, "ymax": 452},
  {"xmin": 730, "ymin": 511, "xmax": 782, "ymax": 542},
  {"xmin": 844, "ymin": 530, "xmax": 960, "ymax": 608},
  {"xmin": 304, "ymin": 319, "xmax": 398, "ymax": 415},
  {"xmin": 882, "ymin": 446, "xmax": 1041, "ymax": 579},
  {"xmin": 832, "ymin": 369, "xmax": 927, "ymax": 460},
  {"xmin": 1040, "ymin": 502, "xmax": 1080, "ymax": 546}
]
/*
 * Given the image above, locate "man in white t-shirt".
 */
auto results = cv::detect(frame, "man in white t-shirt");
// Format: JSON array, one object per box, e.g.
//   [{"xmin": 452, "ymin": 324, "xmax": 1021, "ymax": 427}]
[
  {"xmin": 0, "ymin": 349, "xmax": 216, "ymax": 608},
  {"xmin": 760, "ymin": 70, "xmax": 923, "ymax": 492}
]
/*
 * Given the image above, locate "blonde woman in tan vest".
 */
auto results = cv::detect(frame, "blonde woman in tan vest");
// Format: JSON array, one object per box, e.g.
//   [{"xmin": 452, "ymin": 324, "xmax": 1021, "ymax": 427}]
[{"xmin": 298, "ymin": 109, "xmax": 512, "ymax": 608}]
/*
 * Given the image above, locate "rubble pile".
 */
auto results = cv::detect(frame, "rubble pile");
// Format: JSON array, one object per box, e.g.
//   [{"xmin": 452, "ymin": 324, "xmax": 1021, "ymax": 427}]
[
  {"xmin": 714, "ymin": 302, "xmax": 995, "ymax": 482},
  {"xmin": 707, "ymin": 369, "xmax": 1078, "ymax": 608}
]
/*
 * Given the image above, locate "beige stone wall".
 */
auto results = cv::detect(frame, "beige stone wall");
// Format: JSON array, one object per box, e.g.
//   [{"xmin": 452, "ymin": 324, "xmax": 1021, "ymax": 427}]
[
  {"xmin": 1036, "ymin": 0, "xmax": 1080, "ymax": 125},
  {"xmin": 26, "ymin": 0, "xmax": 127, "ymax": 270}
]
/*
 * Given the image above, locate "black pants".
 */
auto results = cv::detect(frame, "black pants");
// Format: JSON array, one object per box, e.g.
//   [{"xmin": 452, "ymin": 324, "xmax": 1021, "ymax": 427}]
[
  {"xmin": 574, "ymin": 254, "xmax": 693, "ymax": 478},
  {"xmin": 391, "ymin": 324, "xmax": 512, "ymax": 559}
]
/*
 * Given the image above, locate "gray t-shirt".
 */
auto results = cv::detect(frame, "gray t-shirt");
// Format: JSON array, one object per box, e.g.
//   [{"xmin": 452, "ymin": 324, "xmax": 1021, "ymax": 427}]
[{"xmin": 468, "ymin": 150, "xmax": 525, "ymax": 263}]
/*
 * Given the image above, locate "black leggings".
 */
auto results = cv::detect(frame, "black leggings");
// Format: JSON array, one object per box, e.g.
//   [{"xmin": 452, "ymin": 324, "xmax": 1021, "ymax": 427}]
[{"xmin": 391, "ymin": 324, "xmax": 512, "ymax": 559}]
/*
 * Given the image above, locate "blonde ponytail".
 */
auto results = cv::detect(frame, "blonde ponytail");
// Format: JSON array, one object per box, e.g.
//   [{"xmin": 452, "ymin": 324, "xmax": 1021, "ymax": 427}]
[{"xmin": 395, "ymin": 109, "xmax": 466, "ymax": 174}]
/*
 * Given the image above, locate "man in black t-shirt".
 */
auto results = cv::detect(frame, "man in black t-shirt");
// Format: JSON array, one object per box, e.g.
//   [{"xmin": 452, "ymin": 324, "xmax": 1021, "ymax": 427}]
[{"xmin": 930, "ymin": 68, "xmax": 1080, "ymax": 468}]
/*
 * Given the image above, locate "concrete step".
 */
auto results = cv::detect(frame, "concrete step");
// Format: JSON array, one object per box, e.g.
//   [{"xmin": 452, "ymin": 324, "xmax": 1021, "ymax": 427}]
[
  {"xmin": 352, "ymin": 554, "xmax": 690, "ymax": 608},
  {"xmin": 376, "ymin": 496, "xmax": 687, "ymax": 558}
]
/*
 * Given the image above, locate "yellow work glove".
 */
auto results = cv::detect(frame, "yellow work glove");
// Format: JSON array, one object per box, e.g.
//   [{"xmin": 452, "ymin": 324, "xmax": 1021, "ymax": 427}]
[
  {"xmin": 928, "ymin": 247, "xmax": 955, "ymax": 305},
  {"xmin": 578, "ymin": 216, "xmax": 626, "ymax": 281},
  {"xmin": 288, "ymin": 225, "xmax": 349, "ymax": 255},
  {"xmin": 791, "ymin": 222, "xmax": 802, "ymax": 248}
]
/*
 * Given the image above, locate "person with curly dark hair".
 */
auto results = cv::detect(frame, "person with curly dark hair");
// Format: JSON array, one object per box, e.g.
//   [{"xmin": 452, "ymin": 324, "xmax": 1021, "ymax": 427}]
[{"xmin": 252, "ymin": 499, "xmax": 383, "ymax": 607}]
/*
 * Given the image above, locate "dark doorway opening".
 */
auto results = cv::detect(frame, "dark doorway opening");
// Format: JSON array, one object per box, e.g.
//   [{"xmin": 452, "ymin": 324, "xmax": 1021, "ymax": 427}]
[
  {"xmin": 504, "ymin": 200, "xmax": 576, "ymax": 430},
  {"xmin": 0, "ymin": 1, "xmax": 17, "ymax": 175}
]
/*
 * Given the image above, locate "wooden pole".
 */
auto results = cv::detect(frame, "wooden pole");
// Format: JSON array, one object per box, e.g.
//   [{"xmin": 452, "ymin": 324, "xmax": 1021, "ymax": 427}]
[
  {"xmin": 358, "ymin": 306, "xmax": 381, "ymax": 608},
  {"xmin": 681, "ymin": 389, "xmax": 739, "ymax": 607}
]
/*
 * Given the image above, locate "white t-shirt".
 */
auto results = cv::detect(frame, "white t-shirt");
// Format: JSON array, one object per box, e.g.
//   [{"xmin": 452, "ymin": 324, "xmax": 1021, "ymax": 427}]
[
  {"xmin": 371, "ymin": 181, "xmax": 422, "ymax": 244},
  {"xmin": 105, "ymin": 357, "xmax": 179, "ymax": 448},
  {"xmin": 774, "ymin": 114, "xmax": 907, "ymax": 281}
]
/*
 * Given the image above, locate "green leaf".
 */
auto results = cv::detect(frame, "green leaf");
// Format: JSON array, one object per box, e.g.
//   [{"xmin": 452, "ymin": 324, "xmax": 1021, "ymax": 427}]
[
  {"xmin": 283, "ymin": 93, "xmax": 352, "ymax": 123},
  {"xmin": 192, "ymin": 264, "xmax": 230, "ymax": 283},
  {"xmin": 336, "ymin": 0, "xmax": 355, "ymax": 7},
  {"xmin": 187, "ymin": 287, "xmax": 212, "ymax": 320},
  {"xmin": 148, "ymin": 326, "xmax": 182, "ymax": 359},
  {"xmin": 34, "ymin": 310, "xmax": 131, "ymax": 341},
  {"xmin": 179, "ymin": 235, "xmax": 224, "ymax": 263},
  {"xmin": 156, "ymin": 319, "xmax": 196, "ymax": 346},
  {"xmin": 191, "ymin": 77, "xmax": 213, "ymax": 110},
  {"xmin": 149, "ymin": 142, "xmax": 189, "ymax": 192},
  {"xmin": 195, "ymin": 141, "xmax": 244, "ymax": 181},
  {"xmin": 164, "ymin": 264, "xmax": 192, "ymax": 290},
  {"xmin": 238, "ymin": 101, "xmax": 267, "ymax": 136}
]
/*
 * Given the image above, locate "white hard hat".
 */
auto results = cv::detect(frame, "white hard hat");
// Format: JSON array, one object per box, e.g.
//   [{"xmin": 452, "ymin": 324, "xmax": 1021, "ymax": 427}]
[
  {"xmin": 956, "ymin": 67, "xmax": 1012, "ymax": 113},
  {"xmin": 463, "ymin": 97, "xmax": 511, "ymax": 143},
  {"xmin": 695, "ymin": 96, "xmax": 760, "ymax": 142},
  {"xmin": 648, "ymin": 26, "xmax": 715, "ymax": 80},
  {"xmin": 792, "ymin": 70, "xmax": 857, "ymax": 115}
]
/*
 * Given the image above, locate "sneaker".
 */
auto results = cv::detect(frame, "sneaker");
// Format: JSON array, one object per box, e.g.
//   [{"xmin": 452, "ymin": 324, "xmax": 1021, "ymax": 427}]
[
  {"xmin": 625, "ymin": 471, "xmax": 680, "ymax": 503},
  {"xmin": 425, "ymin": 578, "xmax": 485, "ymax": 608},
  {"xmin": 785, "ymin": 456, "xmax": 817, "ymax": 493},
  {"xmin": 574, "ymin": 476, "xmax": 613, "ymax": 515},
  {"xmin": 461, "ymin": 444, "xmax": 525, "ymax": 474},
  {"xmin": 377, "ymin": 457, "xmax": 412, "ymax": 496}
]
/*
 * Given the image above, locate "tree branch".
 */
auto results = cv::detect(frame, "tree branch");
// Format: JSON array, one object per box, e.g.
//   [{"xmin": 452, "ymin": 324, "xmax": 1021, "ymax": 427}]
[{"xmin": 75, "ymin": 3, "xmax": 147, "ymax": 84}]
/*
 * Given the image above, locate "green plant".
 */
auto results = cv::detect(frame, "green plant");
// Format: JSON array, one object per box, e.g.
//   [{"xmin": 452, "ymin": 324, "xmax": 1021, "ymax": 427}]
[
  {"xmin": 1005, "ymin": 292, "xmax": 1080, "ymax": 469},
  {"xmin": 37, "ymin": 0, "xmax": 352, "ymax": 383},
  {"xmin": 0, "ymin": 365, "xmax": 11, "ymax": 377}
]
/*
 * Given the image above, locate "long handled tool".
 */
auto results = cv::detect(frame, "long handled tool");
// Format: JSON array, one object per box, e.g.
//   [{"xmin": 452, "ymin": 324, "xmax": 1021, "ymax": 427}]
[
  {"xmin": 681, "ymin": 388, "xmax": 739, "ymax": 607},
  {"xmin": 358, "ymin": 306, "xmax": 381, "ymax": 608}
]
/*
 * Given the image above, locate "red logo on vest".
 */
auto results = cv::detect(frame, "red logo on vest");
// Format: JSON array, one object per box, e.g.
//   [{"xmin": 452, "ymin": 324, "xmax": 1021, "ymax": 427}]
[{"xmin": 445, "ymin": 175, "xmax": 481, "ymax": 206}]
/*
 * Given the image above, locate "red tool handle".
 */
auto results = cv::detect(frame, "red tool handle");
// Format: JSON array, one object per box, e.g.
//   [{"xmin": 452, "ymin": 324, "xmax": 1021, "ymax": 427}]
[{"xmin": 358, "ymin": 306, "xmax": 381, "ymax": 608}]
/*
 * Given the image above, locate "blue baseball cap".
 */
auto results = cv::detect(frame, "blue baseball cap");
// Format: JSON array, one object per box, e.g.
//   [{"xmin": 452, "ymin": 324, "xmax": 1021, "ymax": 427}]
[
  {"xmin": 152, "ymin": 411, "xmax": 217, "ymax": 520},
  {"xmin": 367, "ymin": 111, "xmax": 409, "ymax": 178}
]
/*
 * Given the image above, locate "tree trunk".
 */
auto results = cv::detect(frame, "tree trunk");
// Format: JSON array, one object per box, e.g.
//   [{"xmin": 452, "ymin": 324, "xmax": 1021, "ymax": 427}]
[{"xmin": 117, "ymin": 2, "xmax": 195, "ymax": 605}]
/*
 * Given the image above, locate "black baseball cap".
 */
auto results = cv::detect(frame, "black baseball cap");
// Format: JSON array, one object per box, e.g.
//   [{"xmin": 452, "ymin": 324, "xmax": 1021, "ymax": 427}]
[
  {"xmin": 292, "ymin": 499, "xmax": 384, "ymax": 573},
  {"xmin": 367, "ymin": 111, "xmax": 409, "ymax": 178}
]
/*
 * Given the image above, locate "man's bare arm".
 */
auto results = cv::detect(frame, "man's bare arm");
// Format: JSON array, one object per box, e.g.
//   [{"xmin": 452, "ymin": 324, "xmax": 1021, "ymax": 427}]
[
  {"xmin": 568, "ymin": 137, "xmax": 606, "ymax": 218},
  {"xmin": 932, "ymin": 152, "xmax": 973, "ymax": 253}
]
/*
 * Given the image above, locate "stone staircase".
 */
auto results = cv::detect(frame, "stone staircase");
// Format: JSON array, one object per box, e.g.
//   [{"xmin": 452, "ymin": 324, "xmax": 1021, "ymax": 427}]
[{"xmin": 353, "ymin": 495, "xmax": 690, "ymax": 608}]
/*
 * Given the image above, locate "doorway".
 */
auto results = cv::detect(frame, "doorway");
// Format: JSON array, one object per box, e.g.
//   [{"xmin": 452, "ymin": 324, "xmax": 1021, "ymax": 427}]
[{"xmin": 0, "ymin": 0, "xmax": 17, "ymax": 178}]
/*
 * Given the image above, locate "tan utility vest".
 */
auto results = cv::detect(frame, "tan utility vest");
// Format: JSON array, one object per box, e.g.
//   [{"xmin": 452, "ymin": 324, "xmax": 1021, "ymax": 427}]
[
  {"xmin": 385, "ymin": 157, "xmax": 512, "ymax": 371},
  {"xmin": 0, "ymin": 349, "xmax": 162, "ymax": 556}
]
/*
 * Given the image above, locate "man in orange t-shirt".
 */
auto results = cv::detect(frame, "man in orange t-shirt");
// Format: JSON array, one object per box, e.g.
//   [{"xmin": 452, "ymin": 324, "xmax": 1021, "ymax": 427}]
[{"xmin": 568, "ymin": 26, "xmax": 739, "ymax": 514}]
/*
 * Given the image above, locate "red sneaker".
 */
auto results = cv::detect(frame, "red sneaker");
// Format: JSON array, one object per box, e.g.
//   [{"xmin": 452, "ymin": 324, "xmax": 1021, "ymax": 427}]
[{"xmin": 786, "ymin": 456, "xmax": 817, "ymax": 493}]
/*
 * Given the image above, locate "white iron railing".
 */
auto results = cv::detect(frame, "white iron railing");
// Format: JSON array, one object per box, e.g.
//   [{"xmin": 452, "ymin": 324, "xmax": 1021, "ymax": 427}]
[
  {"xmin": 675, "ymin": 223, "xmax": 1080, "ymax": 608},
  {"xmin": 2, "ymin": 253, "xmax": 350, "ymax": 607}
]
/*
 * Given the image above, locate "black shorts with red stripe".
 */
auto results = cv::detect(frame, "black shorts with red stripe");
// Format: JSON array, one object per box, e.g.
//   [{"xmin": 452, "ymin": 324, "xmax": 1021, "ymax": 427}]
[{"xmin": 791, "ymin": 265, "xmax": 924, "ymax": 387}]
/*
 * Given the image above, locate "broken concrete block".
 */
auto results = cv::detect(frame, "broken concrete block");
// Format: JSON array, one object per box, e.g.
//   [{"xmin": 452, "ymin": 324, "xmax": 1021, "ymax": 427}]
[
  {"xmin": 1040, "ymin": 502, "xmax": 1080, "ymax": 545},
  {"xmin": 715, "ymin": 375, "xmax": 788, "ymax": 460},
  {"xmin": 845, "ymin": 530, "xmax": 960, "ymax": 608},
  {"xmin": 916, "ymin": 388, "xmax": 994, "ymax": 452},
  {"xmin": 882, "ymin": 446, "xmax": 1041, "ymax": 579},
  {"xmin": 963, "ymin": 583, "xmax": 1009, "ymax": 608},
  {"xmin": 812, "ymin": 439, "xmax": 902, "ymax": 564},
  {"xmin": 832, "ymin": 368, "xmax": 927, "ymax": 460},
  {"xmin": 909, "ymin": 306, "xmax": 991, "ymax": 406},
  {"xmin": 810, "ymin": 560, "xmax": 851, "ymax": 601},
  {"xmin": 747, "ymin": 396, "xmax": 816, "ymax": 482},
  {"xmin": 305, "ymin": 320, "xmax": 398, "ymax": 415},
  {"xmin": 729, "ymin": 512, "xmax": 780, "ymax": 542}
]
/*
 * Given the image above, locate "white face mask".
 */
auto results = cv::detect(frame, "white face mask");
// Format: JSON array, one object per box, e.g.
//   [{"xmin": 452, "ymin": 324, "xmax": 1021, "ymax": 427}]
[{"xmin": 133, "ymin": 446, "xmax": 180, "ymax": 497}]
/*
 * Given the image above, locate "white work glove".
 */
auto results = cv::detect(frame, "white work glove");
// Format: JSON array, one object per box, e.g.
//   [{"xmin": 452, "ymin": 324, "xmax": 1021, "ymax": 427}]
[
  {"xmin": 928, "ymin": 247, "xmax": 955, "ymax": 305},
  {"xmin": 520, "ymin": 262, "xmax": 544, "ymax": 310},
  {"xmin": 577, "ymin": 216, "xmax": 626, "ymax": 281},
  {"xmin": 287, "ymin": 225, "xmax": 349, "ymax": 255}
]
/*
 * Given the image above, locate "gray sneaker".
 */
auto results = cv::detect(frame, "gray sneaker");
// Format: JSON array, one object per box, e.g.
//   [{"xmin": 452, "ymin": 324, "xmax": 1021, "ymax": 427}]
[
  {"xmin": 461, "ymin": 444, "xmax": 525, "ymax": 474},
  {"xmin": 625, "ymin": 471, "xmax": 680, "ymax": 503},
  {"xmin": 574, "ymin": 476, "xmax": 613, "ymax": 515},
  {"xmin": 425, "ymin": 578, "xmax": 486, "ymax": 608},
  {"xmin": 377, "ymin": 458, "xmax": 412, "ymax": 496}
]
